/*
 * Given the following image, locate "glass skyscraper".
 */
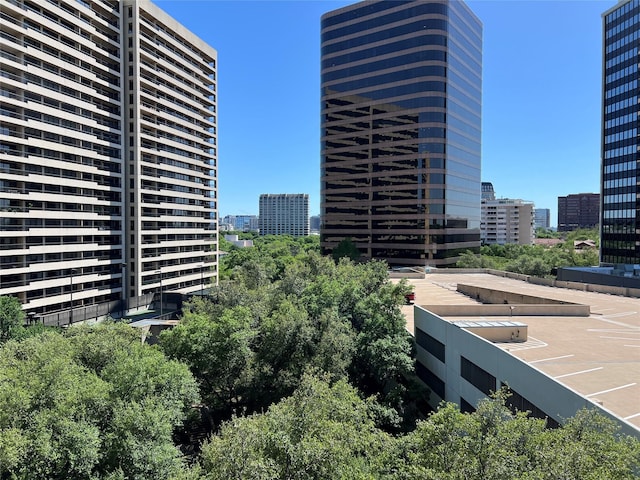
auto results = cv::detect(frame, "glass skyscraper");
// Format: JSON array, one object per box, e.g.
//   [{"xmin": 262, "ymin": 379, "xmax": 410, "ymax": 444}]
[
  {"xmin": 602, "ymin": 0, "xmax": 640, "ymax": 264},
  {"xmin": 320, "ymin": 0, "xmax": 482, "ymax": 267}
]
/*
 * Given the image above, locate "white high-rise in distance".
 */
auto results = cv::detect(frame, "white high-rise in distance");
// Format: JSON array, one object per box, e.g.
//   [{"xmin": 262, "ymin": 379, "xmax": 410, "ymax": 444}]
[{"xmin": 259, "ymin": 194, "xmax": 309, "ymax": 236}]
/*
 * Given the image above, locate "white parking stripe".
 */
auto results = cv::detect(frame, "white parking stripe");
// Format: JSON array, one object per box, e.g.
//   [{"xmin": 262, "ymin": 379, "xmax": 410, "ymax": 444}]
[
  {"xmin": 555, "ymin": 367, "xmax": 603, "ymax": 379},
  {"xmin": 530, "ymin": 354, "xmax": 574, "ymax": 364},
  {"xmin": 599, "ymin": 336, "xmax": 640, "ymax": 341},
  {"xmin": 586, "ymin": 383, "xmax": 637, "ymax": 398}
]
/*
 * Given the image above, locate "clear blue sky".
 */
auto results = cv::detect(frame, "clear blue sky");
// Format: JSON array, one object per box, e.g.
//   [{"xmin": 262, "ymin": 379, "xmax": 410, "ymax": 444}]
[{"xmin": 156, "ymin": 0, "xmax": 612, "ymax": 226}]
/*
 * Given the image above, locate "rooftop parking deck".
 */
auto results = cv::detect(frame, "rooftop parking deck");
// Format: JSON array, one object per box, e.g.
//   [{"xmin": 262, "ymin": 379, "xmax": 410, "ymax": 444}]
[{"xmin": 396, "ymin": 272, "xmax": 640, "ymax": 433}]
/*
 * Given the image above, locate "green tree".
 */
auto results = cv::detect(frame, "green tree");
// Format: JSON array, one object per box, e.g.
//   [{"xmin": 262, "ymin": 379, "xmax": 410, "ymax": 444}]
[
  {"xmin": 0, "ymin": 324, "xmax": 199, "ymax": 479},
  {"xmin": 332, "ymin": 237, "xmax": 361, "ymax": 262},
  {"xmin": 200, "ymin": 374, "xmax": 391, "ymax": 480},
  {"xmin": 0, "ymin": 296, "xmax": 25, "ymax": 342},
  {"xmin": 455, "ymin": 251, "xmax": 497, "ymax": 269},
  {"xmin": 394, "ymin": 391, "xmax": 640, "ymax": 480},
  {"xmin": 506, "ymin": 254, "xmax": 552, "ymax": 277},
  {"xmin": 159, "ymin": 306, "xmax": 256, "ymax": 420}
]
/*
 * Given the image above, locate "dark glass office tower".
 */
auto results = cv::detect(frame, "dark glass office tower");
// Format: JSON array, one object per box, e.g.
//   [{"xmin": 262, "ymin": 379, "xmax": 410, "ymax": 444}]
[
  {"xmin": 602, "ymin": 0, "xmax": 640, "ymax": 265},
  {"xmin": 320, "ymin": 0, "xmax": 482, "ymax": 267}
]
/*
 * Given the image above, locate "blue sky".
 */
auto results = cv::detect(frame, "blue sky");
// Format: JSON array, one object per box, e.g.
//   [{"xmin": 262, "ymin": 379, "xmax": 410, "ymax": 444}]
[{"xmin": 156, "ymin": 0, "xmax": 612, "ymax": 226}]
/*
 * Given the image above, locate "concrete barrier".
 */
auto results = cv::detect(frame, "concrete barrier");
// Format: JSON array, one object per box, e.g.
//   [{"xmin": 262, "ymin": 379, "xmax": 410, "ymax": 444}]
[
  {"xmin": 627, "ymin": 288, "xmax": 640, "ymax": 298},
  {"xmin": 424, "ymin": 304, "xmax": 590, "ymax": 317},
  {"xmin": 528, "ymin": 276, "xmax": 555, "ymax": 287},
  {"xmin": 586, "ymin": 283, "xmax": 627, "ymax": 295},
  {"xmin": 457, "ymin": 283, "xmax": 580, "ymax": 306},
  {"xmin": 389, "ymin": 272, "xmax": 424, "ymax": 279}
]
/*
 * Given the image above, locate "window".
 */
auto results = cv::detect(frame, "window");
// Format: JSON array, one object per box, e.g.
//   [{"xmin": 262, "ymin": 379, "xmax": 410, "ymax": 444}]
[
  {"xmin": 416, "ymin": 327, "xmax": 445, "ymax": 362},
  {"xmin": 461, "ymin": 356, "xmax": 496, "ymax": 395},
  {"xmin": 460, "ymin": 397, "xmax": 475, "ymax": 413},
  {"xmin": 416, "ymin": 361, "xmax": 445, "ymax": 399},
  {"xmin": 502, "ymin": 384, "xmax": 559, "ymax": 428}
]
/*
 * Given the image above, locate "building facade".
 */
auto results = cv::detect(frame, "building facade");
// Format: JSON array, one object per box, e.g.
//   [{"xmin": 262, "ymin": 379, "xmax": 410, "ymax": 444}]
[
  {"xmin": 602, "ymin": 0, "xmax": 640, "ymax": 264},
  {"xmin": 0, "ymin": 0, "xmax": 217, "ymax": 322},
  {"xmin": 534, "ymin": 208, "xmax": 551, "ymax": 229},
  {"xmin": 221, "ymin": 215, "xmax": 259, "ymax": 232},
  {"xmin": 310, "ymin": 215, "xmax": 321, "ymax": 233},
  {"xmin": 557, "ymin": 193, "xmax": 599, "ymax": 232},
  {"xmin": 259, "ymin": 194, "xmax": 309, "ymax": 236},
  {"xmin": 320, "ymin": 0, "xmax": 482, "ymax": 267},
  {"xmin": 481, "ymin": 182, "xmax": 495, "ymax": 201},
  {"xmin": 413, "ymin": 272, "xmax": 640, "ymax": 438},
  {"xmin": 481, "ymin": 198, "xmax": 535, "ymax": 245}
]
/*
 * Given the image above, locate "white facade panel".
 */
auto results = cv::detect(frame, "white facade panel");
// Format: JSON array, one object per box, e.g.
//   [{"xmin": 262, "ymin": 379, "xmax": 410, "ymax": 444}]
[{"xmin": 0, "ymin": 0, "xmax": 218, "ymax": 321}]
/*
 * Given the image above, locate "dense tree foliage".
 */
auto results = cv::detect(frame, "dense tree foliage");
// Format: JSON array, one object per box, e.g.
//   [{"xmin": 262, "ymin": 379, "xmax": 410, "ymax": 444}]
[
  {"xmin": 0, "ymin": 324, "xmax": 198, "ymax": 479},
  {"xmin": 219, "ymin": 234, "xmax": 319, "ymax": 280},
  {"xmin": 196, "ymin": 380, "xmax": 640, "ymax": 480},
  {"xmin": 0, "ymin": 296, "xmax": 25, "ymax": 343},
  {"xmin": 200, "ymin": 374, "xmax": 391, "ymax": 479},
  {"xmin": 160, "ymin": 248, "xmax": 420, "ymax": 432},
  {"xmin": 456, "ymin": 228, "xmax": 600, "ymax": 276},
  {"xmin": 331, "ymin": 237, "xmax": 361, "ymax": 262}
]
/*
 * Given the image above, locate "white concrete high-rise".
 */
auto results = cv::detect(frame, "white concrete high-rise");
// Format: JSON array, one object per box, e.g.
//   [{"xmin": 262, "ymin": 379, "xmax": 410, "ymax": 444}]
[
  {"xmin": 0, "ymin": 0, "xmax": 217, "ymax": 323},
  {"xmin": 259, "ymin": 194, "xmax": 309, "ymax": 237},
  {"xmin": 481, "ymin": 198, "xmax": 535, "ymax": 245}
]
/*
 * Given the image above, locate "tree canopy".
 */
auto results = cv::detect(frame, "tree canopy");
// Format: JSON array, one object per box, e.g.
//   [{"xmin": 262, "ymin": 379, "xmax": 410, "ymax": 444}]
[
  {"xmin": 456, "ymin": 232, "xmax": 600, "ymax": 277},
  {"xmin": 0, "ymin": 323, "xmax": 199, "ymax": 479},
  {"xmin": 160, "ymin": 251, "xmax": 421, "ymax": 432},
  {"xmin": 196, "ymin": 380, "xmax": 640, "ymax": 480}
]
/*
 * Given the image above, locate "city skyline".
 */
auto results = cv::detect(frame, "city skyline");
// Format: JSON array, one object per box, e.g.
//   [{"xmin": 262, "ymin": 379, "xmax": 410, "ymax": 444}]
[{"xmin": 155, "ymin": 0, "xmax": 610, "ymax": 226}]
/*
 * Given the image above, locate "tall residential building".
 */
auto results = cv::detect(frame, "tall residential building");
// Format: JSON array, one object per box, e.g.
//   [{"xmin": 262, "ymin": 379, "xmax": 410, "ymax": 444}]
[
  {"xmin": 320, "ymin": 0, "xmax": 482, "ymax": 267},
  {"xmin": 557, "ymin": 193, "xmax": 599, "ymax": 232},
  {"xmin": 259, "ymin": 194, "xmax": 309, "ymax": 236},
  {"xmin": 481, "ymin": 198, "xmax": 535, "ymax": 245},
  {"xmin": 602, "ymin": 1, "xmax": 640, "ymax": 264},
  {"xmin": 0, "ymin": 0, "xmax": 217, "ymax": 322},
  {"xmin": 534, "ymin": 208, "xmax": 551, "ymax": 229}
]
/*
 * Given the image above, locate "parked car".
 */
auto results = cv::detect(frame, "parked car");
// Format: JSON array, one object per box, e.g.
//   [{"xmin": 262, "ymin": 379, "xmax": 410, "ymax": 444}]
[{"xmin": 404, "ymin": 292, "xmax": 415, "ymax": 304}]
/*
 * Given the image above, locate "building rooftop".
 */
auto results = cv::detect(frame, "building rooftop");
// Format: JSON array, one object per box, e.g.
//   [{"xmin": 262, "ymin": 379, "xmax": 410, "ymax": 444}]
[{"xmin": 397, "ymin": 272, "xmax": 640, "ymax": 432}]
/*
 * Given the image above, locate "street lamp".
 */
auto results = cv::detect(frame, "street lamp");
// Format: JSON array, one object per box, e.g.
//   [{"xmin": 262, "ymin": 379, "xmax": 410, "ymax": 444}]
[
  {"xmin": 69, "ymin": 268, "xmax": 78, "ymax": 326},
  {"xmin": 155, "ymin": 269, "xmax": 162, "ymax": 317},
  {"xmin": 120, "ymin": 262, "xmax": 127, "ymax": 319},
  {"xmin": 200, "ymin": 262, "xmax": 205, "ymax": 295}
]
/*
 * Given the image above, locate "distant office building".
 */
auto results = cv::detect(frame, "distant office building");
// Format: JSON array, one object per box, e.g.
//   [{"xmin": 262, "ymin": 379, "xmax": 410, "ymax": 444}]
[
  {"xmin": 0, "ymin": 0, "xmax": 217, "ymax": 321},
  {"xmin": 557, "ymin": 194, "xmax": 599, "ymax": 232},
  {"xmin": 481, "ymin": 199, "xmax": 535, "ymax": 245},
  {"xmin": 602, "ymin": 1, "xmax": 640, "ymax": 264},
  {"xmin": 244, "ymin": 216, "xmax": 260, "ymax": 232},
  {"xmin": 259, "ymin": 194, "xmax": 309, "ymax": 236},
  {"xmin": 222, "ymin": 215, "xmax": 259, "ymax": 232},
  {"xmin": 310, "ymin": 215, "xmax": 321, "ymax": 233},
  {"xmin": 481, "ymin": 182, "xmax": 496, "ymax": 201},
  {"xmin": 320, "ymin": 0, "xmax": 482, "ymax": 267},
  {"xmin": 534, "ymin": 208, "xmax": 551, "ymax": 229}
]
